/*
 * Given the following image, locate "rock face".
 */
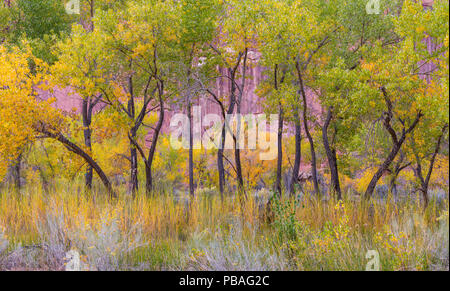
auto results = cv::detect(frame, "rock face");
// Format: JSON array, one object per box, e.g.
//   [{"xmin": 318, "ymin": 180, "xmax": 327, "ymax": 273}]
[
  {"xmin": 41, "ymin": 62, "xmax": 323, "ymax": 139},
  {"xmin": 38, "ymin": 0, "xmax": 434, "ymax": 160},
  {"xmin": 422, "ymin": 0, "xmax": 434, "ymax": 7},
  {"xmin": 36, "ymin": 86, "xmax": 82, "ymax": 113}
]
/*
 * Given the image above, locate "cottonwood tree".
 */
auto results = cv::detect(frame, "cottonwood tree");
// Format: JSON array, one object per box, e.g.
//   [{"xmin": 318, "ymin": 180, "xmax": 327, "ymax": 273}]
[
  {"xmin": 356, "ymin": 0, "xmax": 447, "ymax": 199},
  {"xmin": 0, "ymin": 45, "xmax": 116, "ymax": 197},
  {"xmin": 283, "ymin": 0, "xmax": 340, "ymax": 196},
  {"xmin": 90, "ymin": 1, "xmax": 179, "ymax": 195},
  {"xmin": 170, "ymin": 0, "xmax": 221, "ymax": 197},
  {"xmin": 256, "ymin": 0, "xmax": 296, "ymax": 196},
  {"xmin": 314, "ymin": 0, "xmax": 398, "ymax": 199},
  {"xmin": 51, "ymin": 25, "xmax": 109, "ymax": 190},
  {"xmin": 0, "ymin": 0, "xmax": 72, "ymax": 63},
  {"xmin": 205, "ymin": 0, "xmax": 259, "ymax": 196},
  {"xmin": 399, "ymin": 0, "xmax": 449, "ymax": 206}
]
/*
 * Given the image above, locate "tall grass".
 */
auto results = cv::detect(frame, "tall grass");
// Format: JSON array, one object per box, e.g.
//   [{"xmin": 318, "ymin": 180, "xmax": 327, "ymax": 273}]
[{"xmin": 0, "ymin": 183, "xmax": 448, "ymax": 270}]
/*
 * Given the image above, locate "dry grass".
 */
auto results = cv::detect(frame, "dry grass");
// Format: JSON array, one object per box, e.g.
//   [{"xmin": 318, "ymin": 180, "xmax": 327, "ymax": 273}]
[{"xmin": 0, "ymin": 183, "xmax": 448, "ymax": 270}]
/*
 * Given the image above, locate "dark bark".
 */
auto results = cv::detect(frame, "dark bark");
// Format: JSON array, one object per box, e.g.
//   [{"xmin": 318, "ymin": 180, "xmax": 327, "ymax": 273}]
[
  {"xmin": 388, "ymin": 150, "xmax": 410, "ymax": 196},
  {"xmin": 289, "ymin": 109, "xmax": 302, "ymax": 195},
  {"xmin": 217, "ymin": 54, "xmax": 243, "ymax": 196},
  {"xmin": 206, "ymin": 87, "xmax": 226, "ymax": 197},
  {"xmin": 218, "ymin": 127, "xmax": 226, "ymax": 196},
  {"xmin": 13, "ymin": 152, "xmax": 22, "ymax": 190},
  {"xmin": 412, "ymin": 124, "xmax": 448, "ymax": 208},
  {"xmin": 81, "ymin": 99, "xmax": 93, "ymax": 190},
  {"xmin": 187, "ymin": 101, "xmax": 195, "ymax": 196},
  {"xmin": 88, "ymin": 0, "xmax": 94, "ymax": 31},
  {"xmin": 129, "ymin": 123, "xmax": 138, "ymax": 196},
  {"xmin": 121, "ymin": 51, "xmax": 160, "ymax": 195},
  {"xmin": 145, "ymin": 89, "xmax": 164, "ymax": 194},
  {"xmin": 322, "ymin": 106, "xmax": 341, "ymax": 200},
  {"xmin": 364, "ymin": 87, "xmax": 422, "ymax": 199},
  {"xmin": 206, "ymin": 73, "xmax": 232, "ymax": 198},
  {"xmin": 275, "ymin": 107, "xmax": 283, "ymax": 196},
  {"xmin": 274, "ymin": 64, "xmax": 285, "ymax": 197},
  {"xmin": 295, "ymin": 61, "xmax": 320, "ymax": 196},
  {"xmin": 331, "ymin": 148, "xmax": 340, "ymax": 196},
  {"xmin": 234, "ymin": 49, "xmax": 247, "ymax": 193},
  {"xmin": 128, "ymin": 63, "xmax": 138, "ymax": 196},
  {"xmin": 218, "ymin": 90, "xmax": 235, "ymax": 196},
  {"xmin": 37, "ymin": 125, "xmax": 116, "ymax": 199},
  {"xmin": 215, "ymin": 84, "xmax": 228, "ymax": 197},
  {"xmin": 80, "ymin": 2, "xmax": 98, "ymax": 191}
]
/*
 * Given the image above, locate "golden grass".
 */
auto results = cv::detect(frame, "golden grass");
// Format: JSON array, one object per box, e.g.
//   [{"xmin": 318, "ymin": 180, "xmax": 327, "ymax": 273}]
[{"xmin": 0, "ymin": 183, "xmax": 448, "ymax": 270}]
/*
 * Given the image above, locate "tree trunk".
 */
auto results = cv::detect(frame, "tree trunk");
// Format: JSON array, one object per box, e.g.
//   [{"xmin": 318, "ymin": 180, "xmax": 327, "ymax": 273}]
[
  {"xmin": 218, "ymin": 64, "xmax": 239, "ymax": 197},
  {"xmin": 364, "ymin": 87, "xmax": 422, "ymax": 199},
  {"xmin": 289, "ymin": 109, "xmax": 302, "ymax": 195},
  {"xmin": 388, "ymin": 151, "xmax": 410, "ymax": 197},
  {"xmin": 81, "ymin": 2, "xmax": 97, "ymax": 190},
  {"xmin": 129, "ymin": 130, "xmax": 138, "ymax": 196},
  {"xmin": 82, "ymin": 99, "xmax": 93, "ymax": 190},
  {"xmin": 296, "ymin": 62, "xmax": 320, "ymax": 196},
  {"xmin": 273, "ymin": 64, "xmax": 286, "ymax": 197},
  {"xmin": 365, "ymin": 142, "xmax": 403, "ymax": 199},
  {"xmin": 234, "ymin": 145, "xmax": 244, "ymax": 192},
  {"xmin": 128, "ymin": 64, "xmax": 138, "ymax": 196},
  {"xmin": 234, "ymin": 49, "xmax": 247, "ymax": 194},
  {"xmin": 217, "ymin": 90, "xmax": 235, "ymax": 197},
  {"xmin": 37, "ymin": 125, "xmax": 116, "ymax": 199},
  {"xmin": 322, "ymin": 106, "xmax": 341, "ymax": 199},
  {"xmin": 13, "ymin": 152, "xmax": 22, "ymax": 190},
  {"xmin": 275, "ymin": 106, "xmax": 284, "ymax": 196},
  {"xmin": 412, "ymin": 124, "xmax": 448, "ymax": 208},
  {"xmin": 145, "ymin": 165, "xmax": 152, "ymax": 195},
  {"xmin": 145, "ymin": 95, "xmax": 165, "ymax": 194},
  {"xmin": 188, "ymin": 102, "xmax": 195, "ymax": 196},
  {"xmin": 218, "ymin": 127, "xmax": 226, "ymax": 197}
]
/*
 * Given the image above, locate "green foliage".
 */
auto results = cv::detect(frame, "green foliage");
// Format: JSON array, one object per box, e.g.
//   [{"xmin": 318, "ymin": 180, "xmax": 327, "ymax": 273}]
[
  {"xmin": 1, "ymin": 0, "xmax": 73, "ymax": 63},
  {"xmin": 15, "ymin": 0, "xmax": 71, "ymax": 40},
  {"xmin": 0, "ymin": 0, "xmax": 449, "ymax": 270},
  {"xmin": 271, "ymin": 194, "xmax": 298, "ymax": 241}
]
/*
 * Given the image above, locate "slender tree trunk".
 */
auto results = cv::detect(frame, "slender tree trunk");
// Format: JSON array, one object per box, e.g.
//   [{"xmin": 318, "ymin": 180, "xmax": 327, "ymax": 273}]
[
  {"xmin": 128, "ymin": 63, "xmax": 138, "ymax": 196},
  {"xmin": 88, "ymin": 0, "xmax": 94, "ymax": 31},
  {"xmin": 296, "ymin": 62, "xmax": 320, "ymax": 196},
  {"xmin": 234, "ymin": 137, "xmax": 244, "ymax": 192},
  {"xmin": 388, "ymin": 151, "xmax": 410, "ymax": 196},
  {"xmin": 218, "ymin": 100, "xmax": 235, "ymax": 196},
  {"xmin": 218, "ymin": 63, "xmax": 240, "ymax": 196},
  {"xmin": 365, "ymin": 87, "xmax": 422, "ymax": 199},
  {"xmin": 129, "ymin": 126, "xmax": 138, "ymax": 196},
  {"xmin": 322, "ymin": 106, "xmax": 341, "ymax": 199},
  {"xmin": 82, "ymin": 99, "xmax": 93, "ymax": 190},
  {"xmin": 289, "ymin": 109, "xmax": 302, "ymax": 195},
  {"xmin": 234, "ymin": 114, "xmax": 244, "ymax": 193},
  {"xmin": 218, "ymin": 126, "xmax": 226, "ymax": 196},
  {"xmin": 331, "ymin": 148, "xmax": 340, "ymax": 195},
  {"xmin": 273, "ymin": 64, "xmax": 285, "ymax": 197},
  {"xmin": 218, "ymin": 95, "xmax": 235, "ymax": 196},
  {"xmin": 366, "ymin": 142, "xmax": 403, "ymax": 199},
  {"xmin": 37, "ymin": 125, "xmax": 116, "ymax": 198},
  {"xmin": 234, "ymin": 49, "xmax": 247, "ymax": 193},
  {"xmin": 145, "ymin": 163, "xmax": 152, "ymax": 195},
  {"xmin": 13, "ymin": 152, "xmax": 22, "ymax": 190},
  {"xmin": 234, "ymin": 146, "xmax": 244, "ymax": 191},
  {"xmin": 412, "ymin": 124, "xmax": 448, "ymax": 208},
  {"xmin": 145, "ymin": 95, "xmax": 165, "ymax": 194},
  {"xmin": 188, "ymin": 101, "xmax": 195, "ymax": 196},
  {"xmin": 275, "ymin": 107, "xmax": 284, "ymax": 196},
  {"xmin": 81, "ymin": 2, "xmax": 95, "ymax": 190}
]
